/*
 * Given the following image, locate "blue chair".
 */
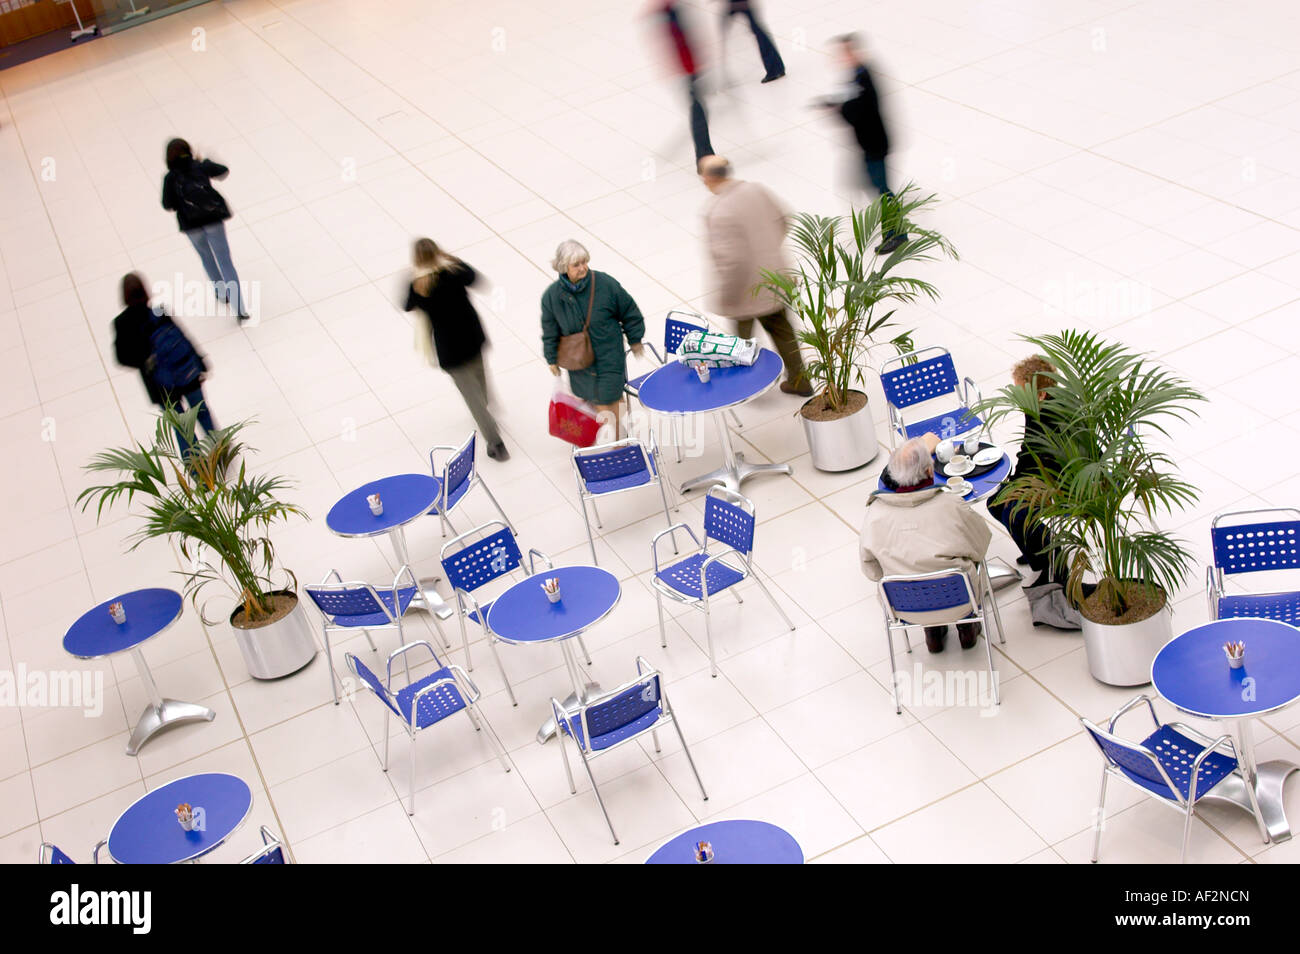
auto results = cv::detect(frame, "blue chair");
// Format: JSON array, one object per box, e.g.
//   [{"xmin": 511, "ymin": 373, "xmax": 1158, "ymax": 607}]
[
  {"xmin": 879, "ymin": 346, "xmax": 983, "ymax": 449},
  {"xmin": 38, "ymin": 840, "xmax": 106, "ymax": 863},
  {"xmin": 428, "ymin": 432, "xmax": 512, "ymax": 537},
  {"xmin": 239, "ymin": 826, "xmax": 289, "ymax": 864},
  {"xmin": 440, "ymin": 521, "xmax": 590, "ymax": 707},
  {"xmin": 625, "ymin": 310, "xmax": 742, "ymax": 462},
  {"xmin": 1206, "ymin": 508, "xmax": 1300, "ymax": 623},
  {"xmin": 347, "ymin": 642, "xmax": 510, "ymax": 815},
  {"xmin": 1082, "ymin": 695, "xmax": 1269, "ymax": 863},
  {"xmin": 878, "ymin": 564, "xmax": 1006, "ymax": 714},
  {"xmin": 573, "ymin": 435, "xmax": 678, "ymax": 565},
  {"xmin": 552, "ymin": 656, "xmax": 707, "ymax": 845},
  {"xmin": 305, "ymin": 564, "xmax": 441, "ymax": 705},
  {"xmin": 651, "ymin": 487, "xmax": 792, "ymax": 677}
]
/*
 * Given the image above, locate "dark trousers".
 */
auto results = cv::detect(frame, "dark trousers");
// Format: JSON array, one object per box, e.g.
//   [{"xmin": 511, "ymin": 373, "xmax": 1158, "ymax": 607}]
[
  {"xmin": 722, "ymin": 1, "xmax": 784, "ymax": 78},
  {"xmin": 446, "ymin": 354, "xmax": 502, "ymax": 448},
  {"xmin": 162, "ymin": 384, "xmax": 216, "ymax": 459},
  {"xmin": 734, "ymin": 309, "xmax": 805, "ymax": 384},
  {"xmin": 987, "ymin": 497, "xmax": 1056, "ymax": 580},
  {"xmin": 686, "ymin": 74, "xmax": 714, "ymax": 161},
  {"xmin": 865, "ymin": 158, "xmax": 908, "ymax": 241}
]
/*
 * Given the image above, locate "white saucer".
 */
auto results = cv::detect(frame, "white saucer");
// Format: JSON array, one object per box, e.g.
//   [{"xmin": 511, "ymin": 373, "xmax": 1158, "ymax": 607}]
[
  {"xmin": 944, "ymin": 480, "xmax": 972, "ymax": 496},
  {"xmin": 972, "ymin": 445, "xmax": 1003, "ymax": 467},
  {"xmin": 945, "ymin": 459, "xmax": 975, "ymax": 477}
]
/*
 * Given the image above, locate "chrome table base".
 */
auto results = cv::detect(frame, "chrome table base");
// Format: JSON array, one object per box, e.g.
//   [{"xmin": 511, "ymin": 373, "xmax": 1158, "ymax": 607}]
[
  {"xmin": 1208, "ymin": 760, "xmax": 1300, "ymax": 843},
  {"xmin": 537, "ymin": 641, "xmax": 599, "ymax": 744},
  {"xmin": 126, "ymin": 647, "xmax": 215, "ymax": 755},
  {"xmin": 680, "ymin": 411, "xmax": 792, "ymax": 494},
  {"xmin": 390, "ymin": 526, "xmax": 454, "ymax": 620},
  {"xmin": 987, "ymin": 557, "xmax": 1023, "ymax": 592}
]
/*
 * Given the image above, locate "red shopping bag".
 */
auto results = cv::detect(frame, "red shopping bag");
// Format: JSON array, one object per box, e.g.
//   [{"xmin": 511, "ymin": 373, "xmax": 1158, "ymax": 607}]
[{"xmin": 549, "ymin": 387, "xmax": 602, "ymax": 447}]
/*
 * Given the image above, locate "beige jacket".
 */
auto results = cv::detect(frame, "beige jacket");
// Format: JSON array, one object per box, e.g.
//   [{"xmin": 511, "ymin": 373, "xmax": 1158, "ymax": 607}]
[
  {"xmin": 859, "ymin": 487, "xmax": 993, "ymax": 623},
  {"xmin": 703, "ymin": 180, "xmax": 790, "ymax": 319}
]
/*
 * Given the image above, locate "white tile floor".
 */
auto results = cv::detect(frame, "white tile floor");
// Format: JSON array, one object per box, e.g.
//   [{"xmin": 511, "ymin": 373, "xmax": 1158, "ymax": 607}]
[{"xmin": 2, "ymin": 0, "xmax": 1300, "ymax": 865}]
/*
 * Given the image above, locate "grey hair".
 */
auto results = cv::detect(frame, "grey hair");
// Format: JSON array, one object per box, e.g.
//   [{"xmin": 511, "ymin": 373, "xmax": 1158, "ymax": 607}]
[
  {"xmin": 886, "ymin": 437, "xmax": 934, "ymax": 487},
  {"xmin": 550, "ymin": 239, "xmax": 590, "ymax": 273}
]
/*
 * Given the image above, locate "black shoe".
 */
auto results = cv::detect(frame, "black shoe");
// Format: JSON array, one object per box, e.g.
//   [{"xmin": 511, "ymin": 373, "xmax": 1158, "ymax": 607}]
[
  {"xmin": 237, "ymin": 312, "xmax": 250, "ymax": 322},
  {"xmin": 957, "ymin": 622, "xmax": 981, "ymax": 650},
  {"xmin": 924, "ymin": 626, "xmax": 948, "ymax": 653},
  {"xmin": 779, "ymin": 380, "xmax": 813, "ymax": 397},
  {"xmin": 1015, "ymin": 555, "xmax": 1031, "ymax": 565},
  {"xmin": 876, "ymin": 235, "xmax": 907, "ymax": 255},
  {"xmin": 486, "ymin": 442, "xmax": 510, "ymax": 461},
  {"xmin": 761, "ymin": 71, "xmax": 786, "ymax": 84}
]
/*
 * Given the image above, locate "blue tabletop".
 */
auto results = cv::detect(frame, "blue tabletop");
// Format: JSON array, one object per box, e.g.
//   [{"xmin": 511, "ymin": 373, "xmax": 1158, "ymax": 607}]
[
  {"xmin": 1153, "ymin": 619, "xmax": 1300, "ymax": 720},
  {"xmin": 645, "ymin": 819, "xmax": 804, "ymax": 864},
  {"xmin": 876, "ymin": 452, "xmax": 1011, "ymax": 503},
  {"xmin": 108, "ymin": 773, "xmax": 253, "ymax": 864},
  {"xmin": 487, "ymin": 566, "xmax": 620, "ymax": 644},
  {"xmin": 63, "ymin": 588, "xmax": 183, "ymax": 659},
  {"xmin": 327, "ymin": 473, "xmax": 441, "ymax": 537},
  {"xmin": 637, "ymin": 348, "xmax": 783, "ymax": 414}
]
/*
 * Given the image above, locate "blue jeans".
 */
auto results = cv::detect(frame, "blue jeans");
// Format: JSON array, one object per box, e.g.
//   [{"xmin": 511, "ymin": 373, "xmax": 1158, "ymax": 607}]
[
  {"xmin": 866, "ymin": 158, "xmax": 908, "ymax": 241},
  {"xmin": 162, "ymin": 385, "xmax": 216, "ymax": 459},
  {"xmin": 185, "ymin": 221, "xmax": 244, "ymax": 315}
]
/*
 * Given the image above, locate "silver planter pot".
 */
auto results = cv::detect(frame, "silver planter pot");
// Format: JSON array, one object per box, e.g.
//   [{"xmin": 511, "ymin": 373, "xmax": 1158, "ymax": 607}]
[
  {"xmin": 1080, "ymin": 599, "xmax": 1173, "ymax": 687},
  {"xmin": 229, "ymin": 590, "xmax": 317, "ymax": 680},
  {"xmin": 801, "ymin": 392, "xmax": 880, "ymax": 472}
]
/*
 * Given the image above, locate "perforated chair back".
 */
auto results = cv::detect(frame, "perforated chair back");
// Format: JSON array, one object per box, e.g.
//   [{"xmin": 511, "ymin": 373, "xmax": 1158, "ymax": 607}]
[
  {"xmin": 880, "ymin": 349, "xmax": 959, "ymax": 410},
  {"xmin": 1082, "ymin": 722, "xmax": 1177, "ymax": 797},
  {"xmin": 443, "ymin": 433, "xmax": 477, "ymax": 500},
  {"xmin": 575, "ymin": 443, "xmax": 649, "ymax": 485},
  {"xmin": 664, "ymin": 313, "xmax": 706, "ymax": 354},
  {"xmin": 575, "ymin": 674, "xmax": 663, "ymax": 752},
  {"xmin": 704, "ymin": 488, "xmax": 755, "ymax": 555},
  {"xmin": 345, "ymin": 653, "xmax": 399, "ymax": 715},
  {"xmin": 303, "ymin": 584, "xmax": 383, "ymax": 620},
  {"xmin": 881, "ymin": 572, "xmax": 972, "ymax": 617},
  {"xmin": 441, "ymin": 522, "xmax": 524, "ymax": 595},
  {"xmin": 39, "ymin": 843, "xmax": 75, "ymax": 864},
  {"xmin": 1211, "ymin": 511, "xmax": 1300, "ymax": 576}
]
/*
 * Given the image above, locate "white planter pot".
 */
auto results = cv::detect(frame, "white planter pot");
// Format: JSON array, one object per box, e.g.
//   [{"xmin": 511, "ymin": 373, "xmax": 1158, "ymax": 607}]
[
  {"xmin": 229, "ymin": 590, "xmax": 317, "ymax": 680},
  {"xmin": 1080, "ymin": 601, "xmax": 1173, "ymax": 687},
  {"xmin": 801, "ymin": 392, "xmax": 880, "ymax": 472}
]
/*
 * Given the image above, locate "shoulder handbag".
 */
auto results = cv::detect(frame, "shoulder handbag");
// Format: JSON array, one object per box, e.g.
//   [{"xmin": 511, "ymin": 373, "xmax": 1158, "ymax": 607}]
[{"xmin": 555, "ymin": 274, "xmax": 596, "ymax": 371}]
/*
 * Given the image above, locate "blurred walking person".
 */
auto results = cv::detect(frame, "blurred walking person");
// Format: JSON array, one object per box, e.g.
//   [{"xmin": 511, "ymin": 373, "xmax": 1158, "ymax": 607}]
[
  {"xmin": 652, "ymin": 0, "xmax": 715, "ymax": 161},
  {"xmin": 698, "ymin": 155, "xmax": 810, "ymax": 396},
  {"xmin": 818, "ymin": 33, "xmax": 909, "ymax": 254},
  {"xmin": 161, "ymin": 138, "xmax": 249, "ymax": 320},
  {"xmin": 404, "ymin": 238, "xmax": 509, "ymax": 461},
  {"xmin": 113, "ymin": 272, "xmax": 216, "ymax": 457},
  {"xmin": 720, "ymin": 0, "xmax": 785, "ymax": 83}
]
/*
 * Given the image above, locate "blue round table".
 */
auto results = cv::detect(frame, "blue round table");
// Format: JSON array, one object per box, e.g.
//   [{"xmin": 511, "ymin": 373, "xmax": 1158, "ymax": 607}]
[
  {"xmin": 107, "ymin": 773, "xmax": 253, "ymax": 864},
  {"xmin": 1153, "ymin": 618, "xmax": 1300, "ymax": 844},
  {"xmin": 645, "ymin": 819, "xmax": 803, "ymax": 864},
  {"xmin": 326, "ymin": 473, "xmax": 452, "ymax": 620},
  {"xmin": 63, "ymin": 588, "xmax": 214, "ymax": 756},
  {"xmin": 487, "ymin": 565, "xmax": 621, "ymax": 744},
  {"xmin": 637, "ymin": 349, "xmax": 791, "ymax": 494}
]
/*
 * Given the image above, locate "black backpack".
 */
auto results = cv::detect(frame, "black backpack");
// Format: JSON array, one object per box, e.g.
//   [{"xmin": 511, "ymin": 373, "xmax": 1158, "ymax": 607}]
[
  {"xmin": 148, "ymin": 312, "xmax": 203, "ymax": 393},
  {"xmin": 172, "ymin": 167, "xmax": 228, "ymax": 225}
]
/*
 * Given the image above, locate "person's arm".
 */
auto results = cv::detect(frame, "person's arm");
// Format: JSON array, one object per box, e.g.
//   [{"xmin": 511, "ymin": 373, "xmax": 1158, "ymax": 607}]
[
  {"xmin": 452, "ymin": 260, "xmax": 478, "ymax": 287},
  {"xmin": 859, "ymin": 533, "xmax": 884, "ymax": 581},
  {"xmin": 199, "ymin": 158, "xmax": 229, "ymax": 180},
  {"xmin": 540, "ymin": 288, "xmax": 561, "ymax": 373},
  {"xmin": 113, "ymin": 315, "xmax": 146, "ymax": 369},
  {"xmin": 161, "ymin": 174, "xmax": 174, "ymax": 211},
  {"xmin": 611, "ymin": 277, "xmax": 645, "ymax": 347},
  {"xmin": 403, "ymin": 282, "xmax": 417, "ymax": 313}
]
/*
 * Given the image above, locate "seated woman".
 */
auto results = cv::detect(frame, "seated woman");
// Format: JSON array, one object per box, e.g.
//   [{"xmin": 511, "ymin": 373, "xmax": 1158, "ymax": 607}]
[{"xmin": 986, "ymin": 355, "xmax": 1061, "ymax": 588}]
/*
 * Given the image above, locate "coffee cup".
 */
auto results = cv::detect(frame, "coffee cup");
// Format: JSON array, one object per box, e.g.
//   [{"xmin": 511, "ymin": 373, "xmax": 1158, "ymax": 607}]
[
  {"xmin": 935, "ymin": 440, "xmax": 955, "ymax": 463},
  {"xmin": 948, "ymin": 453, "xmax": 970, "ymax": 470},
  {"xmin": 946, "ymin": 475, "xmax": 969, "ymax": 494}
]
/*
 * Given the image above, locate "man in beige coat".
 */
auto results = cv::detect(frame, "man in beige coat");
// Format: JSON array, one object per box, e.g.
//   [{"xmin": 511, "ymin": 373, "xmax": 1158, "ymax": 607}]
[
  {"xmin": 699, "ymin": 155, "xmax": 810, "ymax": 395},
  {"xmin": 860, "ymin": 436, "xmax": 993, "ymax": 653}
]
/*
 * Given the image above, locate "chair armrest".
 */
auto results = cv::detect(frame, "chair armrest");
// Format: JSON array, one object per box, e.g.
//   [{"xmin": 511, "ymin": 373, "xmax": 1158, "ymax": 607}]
[
  {"xmin": 454, "ymin": 586, "xmax": 487, "ymax": 629},
  {"xmin": 393, "ymin": 564, "xmax": 420, "ymax": 611},
  {"xmin": 527, "ymin": 548, "xmax": 553, "ymax": 573},
  {"xmin": 1205, "ymin": 565, "xmax": 1222, "ymax": 621},
  {"xmin": 93, "ymin": 839, "xmax": 108, "ymax": 864},
  {"xmin": 550, "ymin": 697, "xmax": 571, "ymax": 737},
  {"xmin": 385, "ymin": 640, "xmax": 440, "ymax": 687},
  {"xmin": 1106, "ymin": 693, "xmax": 1159, "ymax": 734},
  {"xmin": 447, "ymin": 664, "xmax": 482, "ymax": 702},
  {"xmin": 259, "ymin": 825, "xmax": 277, "ymax": 846},
  {"xmin": 652, "ymin": 523, "xmax": 700, "ymax": 574},
  {"xmin": 700, "ymin": 546, "xmax": 747, "ymax": 597},
  {"xmin": 1188, "ymin": 733, "xmax": 1239, "ymax": 801},
  {"xmin": 635, "ymin": 655, "xmax": 656, "ymax": 677},
  {"xmin": 962, "ymin": 376, "xmax": 983, "ymax": 413},
  {"xmin": 627, "ymin": 342, "xmax": 665, "ymax": 364},
  {"xmin": 320, "ymin": 568, "xmax": 343, "ymax": 584}
]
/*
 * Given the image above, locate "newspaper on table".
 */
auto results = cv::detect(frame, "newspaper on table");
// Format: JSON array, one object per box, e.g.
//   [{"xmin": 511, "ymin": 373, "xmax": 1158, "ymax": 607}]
[{"xmin": 677, "ymin": 330, "xmax": 759, "ymax": 369}]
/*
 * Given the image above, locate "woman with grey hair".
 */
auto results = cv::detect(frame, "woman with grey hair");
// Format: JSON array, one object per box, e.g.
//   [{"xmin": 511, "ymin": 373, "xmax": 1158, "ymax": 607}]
[{"xmin": 541, "ymin": 240, "xmax": 646, "ymax": 437}]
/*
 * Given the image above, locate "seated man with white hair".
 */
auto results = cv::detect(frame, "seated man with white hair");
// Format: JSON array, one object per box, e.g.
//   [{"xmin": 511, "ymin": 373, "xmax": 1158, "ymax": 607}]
[{"xmin": 860, "ymin": 435, "xmax": 993, "ymax": 653}]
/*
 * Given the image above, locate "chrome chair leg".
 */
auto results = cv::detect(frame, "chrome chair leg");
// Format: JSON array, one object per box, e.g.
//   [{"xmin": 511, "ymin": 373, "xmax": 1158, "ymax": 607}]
[
  {"xmin": 474, "ymin": 702, "xmax": 512, "ymax": 772},
  {"xmin": 326, "ymin": 627, "xmax": 339, "ymax": 705},
  {"xmin": 655, "ymin": 589, "xmax": 668, "ymax": 649},
  {"xmin": 651, "ymin": 728, "xmax": 661, "ymax": 753},
  {"xmin": 728, "ymin": 408, "xmax": 743, "ymax": 429},
  {"xmin": 885, "ymin": 623, "xmax": 902, "ymax": 715},
  {"xmin": 361, "ymin": 628, "xmax": 378, "ymax": 653},
  {"xmin": 1180, "ymin": 804, "xmax": 1194, "ymax": 864},
  {"xmin": 983, "ymin": 571, "xmax": 1008, "ymax": 645},
  {"xmin": 480, "ymin": 480, "xmax": 514, "ymax": 535},
  {"xmin": 558, "ymin": 732, "xmax": 577, "ymax": 794},
  {"xmin": 579, "ymin": 751, "xmax": 619, "ymax": 844},
  {"xmin": 382, "ymin": 709, "xmax": 391, "ymax": 772},
  {"xmin": 407, "ymin": 734, "xmax": 418, "ymax": 815},
  {"xmin": 590, "ymin": 496, "xmax": 603, "ymax": 528},
  {"xmin": 731, "ymin": 587, "xmax": 744, "ymax": 604},
  {"xmin": 580, "ymin": 496, "xmax": 599, "ymax": 566},
  {"xmin": 980, "ymin": 616, "xmax": 1000, "ymax": 707},
  {"xmin": 1090, "ymin": 771, "xmax": 1108, "ymax": 862},
  {"xmin": 656, "ymin": 479, "xmax": 679, "ymax": 553},
  {"xmin": 577, "ymin": 635, "xmax": 593, "ymax": 666},
  {"xmin": 751, "ymin": 569, "xmax": 794, "ymax": 630},
  {"xmin": 671, "ymin": 714, "xmax": 709, "ymax": 800},
  {"xmin": 488, "ymin": 637, "xmax": 518, "ymax": 707},
  {"xmin": 703, "ymin": 598, "xmax": 718, "ymax": 677},
  {"xmin": 673, "ymin": 417, "xmax": 682, "ymax": 464}
]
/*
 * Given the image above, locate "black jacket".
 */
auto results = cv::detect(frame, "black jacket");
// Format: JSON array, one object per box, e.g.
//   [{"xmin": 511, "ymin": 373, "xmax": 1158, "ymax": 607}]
[
  {"xmin": 403, "ymin": 262, "xmax": 487, "ymax": 370},
  {"xmin": 113, "ymin": 303, "xmax": 207, "ymax": 406},
  {"xmin": 840, "ymin": 64, "xmax": 889, "ymax": 160},
  {"xmin": 161, "ymin": 157, "xmax": 232, "ymax": 232}
]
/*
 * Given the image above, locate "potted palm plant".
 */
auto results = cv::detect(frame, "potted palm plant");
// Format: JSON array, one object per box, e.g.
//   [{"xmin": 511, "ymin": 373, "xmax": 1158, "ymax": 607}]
[
  {"xmin": 979, "ymin": 331, "xmax": 1206, "ymax": 686},
  {"xmin": 757, "ymin": 187, "xmax": 957, "ymax": 471},
  {"xmin": 77, "ymin": 405, "xmax": 317, "ymax": 680}
]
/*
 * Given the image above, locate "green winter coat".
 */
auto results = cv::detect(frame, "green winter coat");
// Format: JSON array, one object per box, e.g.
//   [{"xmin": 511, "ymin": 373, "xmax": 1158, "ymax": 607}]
[{"xmin": 540, "ymin": 271, "xmax": 645, "ymax": 404}]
